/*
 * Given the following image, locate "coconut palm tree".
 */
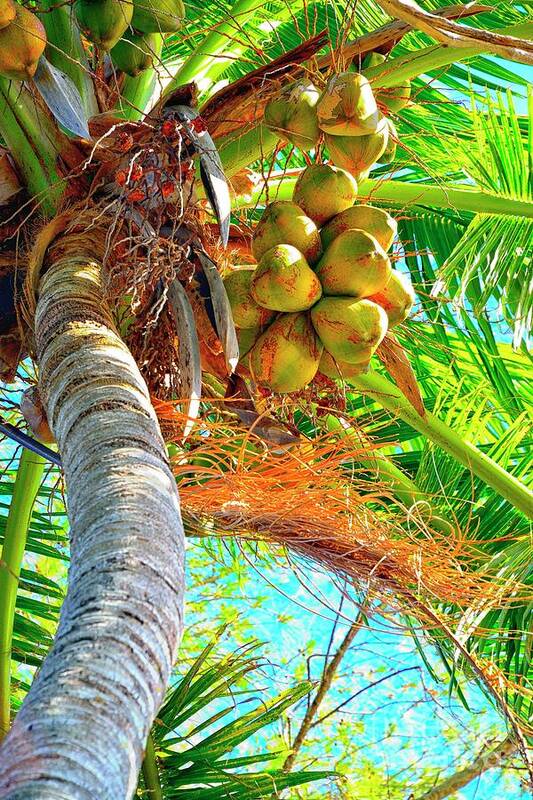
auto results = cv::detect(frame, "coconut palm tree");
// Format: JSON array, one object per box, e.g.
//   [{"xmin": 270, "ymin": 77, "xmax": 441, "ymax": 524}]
[{"xmin": 0, "ymin": 0, "xmax": 531, "ymax": 797}]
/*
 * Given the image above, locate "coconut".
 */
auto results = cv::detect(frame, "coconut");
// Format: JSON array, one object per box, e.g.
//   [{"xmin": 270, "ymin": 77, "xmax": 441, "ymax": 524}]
[
  {"xmin": 315, "ymin": 229, "xmax": 392, "ymax": 298},
  {"xmin": 321, "ymin": 205, "xmax": 397, "ymax": 252},
  {"xmin": 249, "ymin": 312, "xmax": 323, "ymax": 393},
  {"xmin": 376, "ymin": 80, "xmax": 411, "ymax": 112},
  {"xmin": 110, "ymin": 30, "xmax": 162, "ymax": 76},
  {"xmin": 325, "ymin": 114, "xmax": 389, "ymax": 178},
  {"xmin": 264, "ymin": 81, "xmax": 320, "ymax": 152},
  {"xmin": 224, "ymin": 269, "xmax": 275, "ymax": 329},
  {"xmin": 311, "ymin": 297, "xmax": 388, "ymax": 364},
  {"xmin": 379, "ymin": 118, "xmax": 397, "ymax": 163},
  {"xmin": 131, "ymin": 0, "xmax": 185, "ymax": 33},
  {"xmin": 74, "ymin": 0, "xmax": 132, "ymax": 50},
  {"xmin": 237, "ymin": 326, "xmax": 261, "ymax": 358},
  {"xmin": 0, "ymin": 6, "xmax": 46, "ymax": 81},
  {"xmin": 252, "ymin": 201, "xmax": 322, "ymax": 265},
  {"xmin": 368, "ymin": 269, "xmax": 415, "ymax": 326},
  {"xmin": 317, "ymin": 72, "xmax": 380, "ymax": 136},
  {"xmin": 317, "ymin": 349, "xmax": 370, "ymax": 380},
  {"xmin": 292, "ymin": 164, "xmax": 358, "ymax": 227},
  {"xmin": 0, "ymin": 0, "xmax": 15, "ymax": 30},
  {"xmin": 251, "ymin": 245, "xmax": 322, "ymax": 313}
]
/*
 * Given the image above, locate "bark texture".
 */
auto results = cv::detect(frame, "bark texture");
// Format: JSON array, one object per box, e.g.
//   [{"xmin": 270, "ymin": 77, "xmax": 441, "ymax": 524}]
[{"xmin": 0, "ymin": 238, "xmax": 185, "ymax": 799}]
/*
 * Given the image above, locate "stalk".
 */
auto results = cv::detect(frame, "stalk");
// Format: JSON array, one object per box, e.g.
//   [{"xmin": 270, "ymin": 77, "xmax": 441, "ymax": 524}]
[
  {"xmin": 350, "ymin": 371, "xmax": 532, "ymax": 518},
  {"xmin": 140, "ymin": 733, "xmax": 163, "ymax": 800},
  {"xmin": 163, "ymin": 0, "xmax": 263, "ymax": 96},
  {"xmin": 0, "ymin": 79, "xmax": 62, "ymax": 214},
  {"xmin": 0, "ymin": 449, "xmax": 46, "ymax": 739},
  {"xmin": 217, "ymin": 124, "xmax": 280, "ymax": 178},
  {"xmin": 38, "ymin": 1, "xmax": 98, "ymax": 118},
  {"xmin": 118, "ymin": 37, "xmax": 164, "ymax": 120},
  {"xmin": 233, "ymin": 172, "xmax": 533, "ymax": 218}
]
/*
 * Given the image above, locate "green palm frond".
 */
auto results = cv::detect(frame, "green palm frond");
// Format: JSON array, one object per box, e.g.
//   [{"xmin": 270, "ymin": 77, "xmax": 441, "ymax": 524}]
[
  {"xmin": 145, "ymin": 637, "xmax": 333, "ymax": 798},
  {"xmin": 428, "ymin": 91, "xmax": 533, "ymax": 348}
]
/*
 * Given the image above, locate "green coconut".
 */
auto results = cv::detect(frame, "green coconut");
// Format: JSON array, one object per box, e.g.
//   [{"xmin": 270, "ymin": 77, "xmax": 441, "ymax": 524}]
[
  {"xmin": 251, "ymin": 245, "xmax": 322, "ymax": 313},
  {"xmin": 237, "ymin": 326, "xmax": 261, "ymax": 358},
  {"xmin": 249, "ymin": 312, "xmax": 323, "ymax": 393},
  {"xmin": 321, "ymin": 204, "xmax": 397, "ymax": 252},
  {"xmin": 368, "ymin": 269, "xmax": 415, "ymax": 326},
  {"xmin": 311, "ymin": 297, "xmax": 388, "ymax": 364},
  {"xmin": 0, "ymin": 6, "xmax": 46, "ymax": 80},
  {"xmin": 110, "ymin": 30, "xmax": 162, "ymax": 75},
  {"xmin": 325, "ymin": 114, "xmax": 389, "ymax": 178},
  {"xmin": 379, "ymin": 117, "xmax": 397, "ymax": 163},
  {"xmin": 131, "ymin": 0, "xmax": 185, "ymax": 33},
  {"xmin": 317, "ymin": 349, "xmax": 370, "ymax": 380},
  {"xmin": 292, "ymin": 164, "xmax": 358, "ymax": 227},
  {"xmin": 376, "ymin": 80, "xmax": 411, "ymax": 112},
  {"xmin": 315, "ymin": 229, "xmax": 392, "ymax": 298},
  {"xmin": 252, "ymin": 201, "xmax": 322, "ymax": 265},
  {"xmin": 0, "ymin": 0, "xmax": 16, "ymax": 30},
  {"xmin": 317, "ymin": 72, "xmax": 380, "ymax": 136},
  {"xmin": 264, "ymin": 81, "xmax": 320, "ymax": 152},
  {"xmin": 74, "ymin": 0, "xmax": 132, "ymax": 50},
  {"xmin": 224, "ymin": 269, "xmax": 276, "ymax": 329}
]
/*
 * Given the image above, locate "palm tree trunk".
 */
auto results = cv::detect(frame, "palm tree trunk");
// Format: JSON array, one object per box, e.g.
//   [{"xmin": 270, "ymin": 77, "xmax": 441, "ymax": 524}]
[{"xmin": 0, "ymin": 233, "xmax": 185, "ymax": 799}]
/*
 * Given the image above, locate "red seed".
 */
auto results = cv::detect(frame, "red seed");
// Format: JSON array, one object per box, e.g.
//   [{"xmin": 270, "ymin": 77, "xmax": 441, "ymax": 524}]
[
  {"xmin": 190, "ymin": 116, "xmax": 207, "ymax": 133},
  {"xmin": 161, "ymin": 180, "xmax": 175, "ymax": 199},
  {"xmin": 117, "ymin": 131, "xmax": 134, "ymax": 152},
  {"xmin": 115, "ymin": 169, "xmax": 127, "ymax": 186},
  {"xmin": 129, "ymin": 162, "xmax": 144, "ymax": 181},
  {"xmin": 161, "ymin": 118, "xmax": 179, "ymax": 138},
  {"xmin": 127, "ymin": 188, "xmax": 145, "ymax": 203}
]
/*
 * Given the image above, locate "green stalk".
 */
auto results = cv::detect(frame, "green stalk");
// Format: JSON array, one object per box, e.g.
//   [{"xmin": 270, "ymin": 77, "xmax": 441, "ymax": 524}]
[
  {"xmin": 163, "ymin": 0, "xmax": 263, "ymax": 96},
  {"xmin": 232, "ymin": 172, "xmax": 533, "ymax": 218},
  {"xmin": 38, "ymin": 1, "xmax": 98, "ymax": 118},
  {"xmin": 0, "ymin": 79, "xmax": 63, "ymax": 214},
  {"xmin": 218, "ymin": 123, "xmax": 279, "ymax": 178},
  {"xmin": 118, "ymin": 36, "xmax": 164, "ymax": 120},
  {"xmin": 0, "ymin": 449, "xmax": 46, "ymax": 739},
  {"xmin": 140, "ymin": 732, "xmax": 163, "ymax": 800},
  {"xmin": 363, "ymin": 22, "xmax": 533, "ymax": 89},
  {"xmin": 350, "ymin": 371, "xmax": 532, "ymax": 518}
]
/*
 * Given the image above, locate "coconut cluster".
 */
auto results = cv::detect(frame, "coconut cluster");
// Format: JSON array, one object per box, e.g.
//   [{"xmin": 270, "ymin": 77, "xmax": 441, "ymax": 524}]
[
  {"xmin": 73, "ymin": 0, "xmax": 185, "ymax": 74},
  {"xmin": 0, "ymin": 0, "xmax": 185, "ymax": 81},
  {"xmin": 225, "ymin": 165, "xmax": 415, "ymax": 394},
  {"xmin": 264, "ymin": 59, "xmax": 411, "ymax": 177}
]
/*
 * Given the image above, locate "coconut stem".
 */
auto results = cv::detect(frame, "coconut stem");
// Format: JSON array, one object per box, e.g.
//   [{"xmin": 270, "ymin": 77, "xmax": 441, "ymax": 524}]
[
  {"xmin": 0, "ymin": 78, "xmax": 63, "ymax": 213},
  {"xmin": 351, "ymin": 371, "xmax": 532, "ymax": 518},
  {"xmin": 232, "ymin": 172, "xmax": 533, "ymax": 218}
]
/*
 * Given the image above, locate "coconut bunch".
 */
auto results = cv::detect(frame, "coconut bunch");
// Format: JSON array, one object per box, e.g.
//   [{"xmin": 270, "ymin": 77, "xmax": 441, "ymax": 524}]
[
  {"xmin": 263, "ymin": 60, "xmax": 410, "ymax": 167},
  {"xmin": 73, "ymin": 0, "xmax": 185, "ymax": 75},
  {"xmin": 225, "ymin": 163, "xmax": 415, "ymax": 394}
]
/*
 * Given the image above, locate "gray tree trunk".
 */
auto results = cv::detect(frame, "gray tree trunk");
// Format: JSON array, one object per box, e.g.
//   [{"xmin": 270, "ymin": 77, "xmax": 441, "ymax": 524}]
[{"xmin": 0, "ymin": 241, "xmax": 185, "ymax": 799}]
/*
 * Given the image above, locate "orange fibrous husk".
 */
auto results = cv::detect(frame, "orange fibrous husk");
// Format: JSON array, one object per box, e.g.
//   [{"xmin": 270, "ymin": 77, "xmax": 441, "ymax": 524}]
[{"xmin": 152, "ymin": 399, "xmax": 528, "ymax": 613}]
